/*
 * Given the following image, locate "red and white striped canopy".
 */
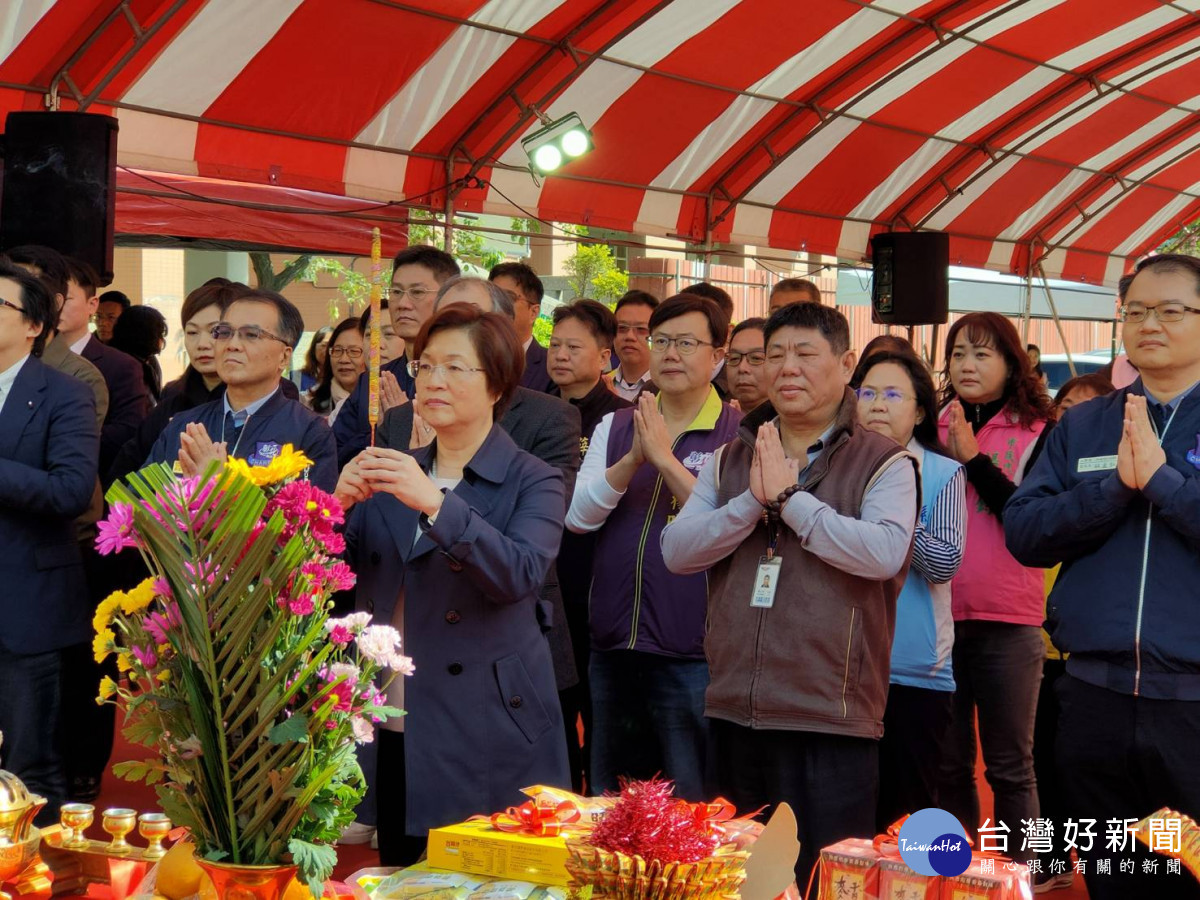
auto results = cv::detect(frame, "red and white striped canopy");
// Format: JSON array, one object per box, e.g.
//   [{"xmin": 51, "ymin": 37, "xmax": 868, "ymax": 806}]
[{"xmin": 3, "ymin": 0, "xmax": 1200, "ymax": 284}]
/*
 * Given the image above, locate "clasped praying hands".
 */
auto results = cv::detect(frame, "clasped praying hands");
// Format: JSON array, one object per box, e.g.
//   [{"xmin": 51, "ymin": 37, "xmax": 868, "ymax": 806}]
[
  {"xmin": 750, "ymin": 424, "xmax": 801, "ymax": 507},
  {"xmin": 1118, "ymin": 393, "xmax": 1167, "ymax": 491}
]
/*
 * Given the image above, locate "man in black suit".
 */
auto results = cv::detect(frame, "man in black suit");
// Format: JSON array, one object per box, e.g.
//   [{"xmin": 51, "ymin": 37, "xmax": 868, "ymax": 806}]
[
  {"xmin": 0, "ymin": 262, "xmax": 99, "ymax": 821},
  {"xmin": 490, "ymin": 261, "xmax": 552, "ymax": 394},
  {"xmin": 8, "ymin": 247, "xmax": 150, "ymax": 477}
]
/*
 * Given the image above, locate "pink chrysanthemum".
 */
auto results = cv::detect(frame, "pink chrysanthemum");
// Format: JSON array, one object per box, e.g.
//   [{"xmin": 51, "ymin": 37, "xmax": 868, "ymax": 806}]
[{"xmin": 96, "ymin": 503, "xmax": 140, "ymax": 555}]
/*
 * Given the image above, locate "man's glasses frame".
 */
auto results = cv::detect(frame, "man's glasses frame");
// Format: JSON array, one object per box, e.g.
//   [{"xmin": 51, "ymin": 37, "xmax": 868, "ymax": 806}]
[{"xmin": 211, "ymin": 323, "xmax": 289, "ymax": 344}]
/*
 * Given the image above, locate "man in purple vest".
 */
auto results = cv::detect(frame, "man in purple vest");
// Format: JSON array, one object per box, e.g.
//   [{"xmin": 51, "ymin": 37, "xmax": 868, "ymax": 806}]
[
  {"xmin": 662, "ymin": 302, "xmax": 918, "ymax": 883},
  {"xmin": 567, "ymin": 294, "xmax": 741, "ymax": 800}
]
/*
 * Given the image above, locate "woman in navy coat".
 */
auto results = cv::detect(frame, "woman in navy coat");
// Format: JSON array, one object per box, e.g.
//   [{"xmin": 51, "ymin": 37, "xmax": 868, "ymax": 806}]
[{"xmin": 337, "ymin": 304, "xmax": 570, "ymax": 865}]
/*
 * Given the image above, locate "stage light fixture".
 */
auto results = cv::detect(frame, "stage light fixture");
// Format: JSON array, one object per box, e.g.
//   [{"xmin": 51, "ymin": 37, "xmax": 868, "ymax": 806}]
[{"xmin": 522, "ymin": 112, "xmax": 593, "ymax": 174}]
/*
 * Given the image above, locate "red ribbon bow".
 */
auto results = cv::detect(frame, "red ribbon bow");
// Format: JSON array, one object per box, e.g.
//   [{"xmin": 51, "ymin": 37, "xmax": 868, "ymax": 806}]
[
  {"xmin": 489, "ymin": 799, "xmax": 581, "ymax": 837},
  {"xmin": 689, "ymin": 797, "xmax": 738, "ymax": 836}
]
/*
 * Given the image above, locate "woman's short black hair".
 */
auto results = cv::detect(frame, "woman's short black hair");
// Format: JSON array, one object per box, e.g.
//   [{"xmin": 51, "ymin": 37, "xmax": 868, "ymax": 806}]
[
  {"xmin": 308, "ymin": 317, "xmax": 363, "ymax": 414},
  {"xmin": 110, "ymin": 304, "xmax": 168, "ymax": 360},
  {"xmin": 413, "ymin": 304, "xmax": 524, "ymax": 419},
  {"xmin": 0, "ymin": 260, "xmax": 57, "ymax": 357},
  {"xmin": 649, "ymin": 293, "xmax": 729, "ymax": 347},
  {"xmin": 852, "ymin": 348, "xmax": 946, "ymax": 455}
]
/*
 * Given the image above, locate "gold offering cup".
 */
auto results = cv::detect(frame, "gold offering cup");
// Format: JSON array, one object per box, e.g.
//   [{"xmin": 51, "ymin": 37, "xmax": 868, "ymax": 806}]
[
  {"xmin": 100, "ymin": 808, "xmax": 136, "ymax": 854},
  {"xmin": 137, "ymin": 813, "xmax": 171, "ymax": 860},
  {"xmin": 59, "ymin": 803, "xmax": 94, "ymax": 849}
]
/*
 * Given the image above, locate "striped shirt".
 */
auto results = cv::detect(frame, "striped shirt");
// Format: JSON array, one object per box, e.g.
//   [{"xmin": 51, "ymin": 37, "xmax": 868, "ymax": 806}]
[{"xmin": 911, "ymin": 465, "xmax": 967, "ymax": 585}]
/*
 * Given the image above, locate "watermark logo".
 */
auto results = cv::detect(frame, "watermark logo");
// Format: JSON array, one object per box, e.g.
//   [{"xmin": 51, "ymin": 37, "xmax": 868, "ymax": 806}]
[{"xmin": 896, "ymin": 808, "xmax": 972, "ymax": 877}]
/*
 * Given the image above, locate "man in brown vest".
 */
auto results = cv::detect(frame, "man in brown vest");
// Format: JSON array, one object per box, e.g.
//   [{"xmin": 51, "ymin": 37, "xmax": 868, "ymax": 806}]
[{"xmin": 661, "ymin": 302, "xmax": 919, "ymax": 884}]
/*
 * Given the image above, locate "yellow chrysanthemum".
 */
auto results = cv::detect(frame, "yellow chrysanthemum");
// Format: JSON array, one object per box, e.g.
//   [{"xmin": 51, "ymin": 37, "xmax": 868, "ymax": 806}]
[
  {"xmin": 93, "ymin": 628, "xmax": 116, "ymax": 663},
  {"xmin": 116, "ymin": 652, "xmax": 133, "ymax": 673},
  {"xmin": 226, "ymin": 444, "xmax": 312, "ymax": 487},
  {"xmin": 95, "ymin": 675, "xmax": 118, "ymax": 705},
  {"xmin": 93, "ymin": 591, "xmax": 124, "ymax": 632},
  {"xmin": 120, "ymin": 577, "xmax": 156, "ymax": 615},
  {"xmin": 156, "ymin": 670, "xmax": 171, "ymax": 685}
]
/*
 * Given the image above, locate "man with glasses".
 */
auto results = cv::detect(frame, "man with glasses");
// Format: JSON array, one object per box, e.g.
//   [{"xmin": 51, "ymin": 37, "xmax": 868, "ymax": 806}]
[
  {"xmin": 547, "ymin": 299, "xmax": 632, "ymax": 791},
  {"xmin": 661, "ymin": 301, "xmax": 918, "ymax": 883},
  {"xmin": 567, "ymin": 293, "xmax": 741, "ymax": 800},
  {"xmin": 490, "ymin": 261, "xmax": 552, "ymax": 393},
  {"xmin": 727, "ymin": 318, "xmax": 769, "ymax": 412},
  {"xmin": 146, "ymin": 289, "xmax": 337, "ymax": 491},
  {"xmin": 0, "ymin": 261, "xmax": 99, "ymax": 823},
  {"xmin": 335, "ymin": 246, "xmax": 460, "ymax": 468},
  {"xmin": 605, "ymin": 290, "xmax": 658, "ymax": 401},
  {"xmin": 1007, "ymin": 253, "xmax": 1200, "ymax": 900},
  {"xmin": 94, "ymin": 290, "xmax": 130, "ymax": 344}
]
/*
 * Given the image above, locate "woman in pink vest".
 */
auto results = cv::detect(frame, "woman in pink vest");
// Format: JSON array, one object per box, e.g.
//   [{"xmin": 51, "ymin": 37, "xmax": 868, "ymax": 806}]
[{"xmin": 936, "ymin": 312, "xmax": 1052, "ymax": 848}]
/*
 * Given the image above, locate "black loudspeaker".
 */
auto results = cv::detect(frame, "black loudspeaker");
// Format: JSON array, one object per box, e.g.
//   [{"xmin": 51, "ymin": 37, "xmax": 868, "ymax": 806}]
[
  {"xmin": 0, "ymin": 111, "xmax": 119, "ymax": 283},
  {"xmin": 870, "ymin": 231, "xmax": 949, "ymax": 325}
]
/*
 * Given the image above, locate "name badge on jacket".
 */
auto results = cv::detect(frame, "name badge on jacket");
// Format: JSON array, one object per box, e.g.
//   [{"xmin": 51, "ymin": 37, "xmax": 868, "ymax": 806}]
[{"xmin": 1077, "ymin": 455, "xmax": 1117, "ymax": 473}]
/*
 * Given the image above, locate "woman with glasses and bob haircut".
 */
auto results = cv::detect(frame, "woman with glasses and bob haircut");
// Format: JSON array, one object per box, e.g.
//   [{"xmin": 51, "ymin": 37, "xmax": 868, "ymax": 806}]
[
  {"xmin": 336, "ymin": 303, "xmax": 570, "ymax": 867},
  {"xmin": 304, "ymin": 316, "xmax": 366, "ymax": 424},
  {"xmin": 851, "ymin": 348, "xmax": 966, "ymax": 830}
]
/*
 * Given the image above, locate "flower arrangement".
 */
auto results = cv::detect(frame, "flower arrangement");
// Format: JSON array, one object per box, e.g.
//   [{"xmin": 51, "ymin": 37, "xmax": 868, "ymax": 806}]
[{"xmin": 94, "ymin": 445, "xmax": 409, "ymax": 894}]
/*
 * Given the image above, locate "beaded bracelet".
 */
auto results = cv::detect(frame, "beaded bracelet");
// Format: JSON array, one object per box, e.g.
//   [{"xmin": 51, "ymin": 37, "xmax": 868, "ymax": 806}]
[{"xmin": 766, "ymin": 483, "xmax": 803, "ymax": 515}]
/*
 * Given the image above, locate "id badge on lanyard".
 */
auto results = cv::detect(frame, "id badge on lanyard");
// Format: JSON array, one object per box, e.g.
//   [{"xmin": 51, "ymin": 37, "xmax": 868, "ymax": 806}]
[{"xmin": 750, "ymin": 518, "xmax": 782, "ymax": 609}]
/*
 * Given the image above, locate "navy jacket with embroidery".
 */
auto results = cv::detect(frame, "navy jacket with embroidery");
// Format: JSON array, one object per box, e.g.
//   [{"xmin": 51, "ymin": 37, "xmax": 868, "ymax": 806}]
[
  {"xmin": 1006, "ymin": 379, "xmax": 1200, "ymax": 699},
  {"xmin": 145, "ymin": 389, "xmax": 338, "ymax": 492}
]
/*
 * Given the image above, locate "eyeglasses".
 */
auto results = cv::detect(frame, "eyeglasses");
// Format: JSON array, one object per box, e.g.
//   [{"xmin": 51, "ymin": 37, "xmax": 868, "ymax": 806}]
[
  {"xmin": 211, "ymin": 324, "xmax": 289, "ymax": 344},
  {"xmin": 1119, "ymin": 302, "xmax": 1200, "ymax": 324},
  {"xmin": 727, "ymin": 350, "xmax": 766, "ymax": 367},
  {"xmin": 407, "ymin": 360, "xmax": 486, "ymax": 381},
  {"xmin": 856, "ymin": 387, "xmax": 909, "ymax": 405},
  {"xmin": 617, "ymin": 323, "xmax": 650, "ymax": 336},
  {"xmin": 648, "ymin": 336, "xmax": 714, "ymax": 355},
  {"xmin": 386, "ymin": 286, "xmax": 437, "ymax": 303},
  {"xmin": 0, "ymin": 298, "xmax": 25, "ymax": 314},
  {"xmin": 329, "ymin": 346, "xmax": 364, "ymax": 359}
]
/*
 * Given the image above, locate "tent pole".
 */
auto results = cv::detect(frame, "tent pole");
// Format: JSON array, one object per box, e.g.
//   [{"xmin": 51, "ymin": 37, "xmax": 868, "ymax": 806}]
[
  {"xmin": 443, "ymin": 157, "xmax": 455, "ymax": 252},
  {"xmin": 1021, "ymin": 265, "xmax": 1033, "ymax": 344},
  {"xmin": 1036, "ymin": 264, "xmax": 1075, "ymax": 378}
]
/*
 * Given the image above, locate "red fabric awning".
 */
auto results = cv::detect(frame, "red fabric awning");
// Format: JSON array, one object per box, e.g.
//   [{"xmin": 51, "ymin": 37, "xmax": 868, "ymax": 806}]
[
  {"xmin": 114, "ymin": 168, "xmax": 410, "ymax": 255},
  {"xmin": 4, "ymin": 0, "xmax": 1199, "ymax": 284}
]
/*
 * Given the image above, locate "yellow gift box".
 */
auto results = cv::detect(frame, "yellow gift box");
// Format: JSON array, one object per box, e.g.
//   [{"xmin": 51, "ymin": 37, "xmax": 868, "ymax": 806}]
[{"xmin": 427, "ymin": 820, "xmax": 573, "ymax": 887}]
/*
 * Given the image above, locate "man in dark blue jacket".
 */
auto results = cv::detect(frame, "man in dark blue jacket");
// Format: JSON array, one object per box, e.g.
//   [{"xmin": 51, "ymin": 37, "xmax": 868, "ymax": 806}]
[
  {"xmin": 1007, "ymin": 253, "xmax": 1200, "ymax": 900},
  {"xmin": 334, "ymin": 246, "xmax": 459, "ymax": 468},
  {"xmin": 146, "ymin": 289, "xmax": 337, "ymax": 492},
  {"xmin": 0, "ymin": 262, "xmax": 99, "ymax": 821}
]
